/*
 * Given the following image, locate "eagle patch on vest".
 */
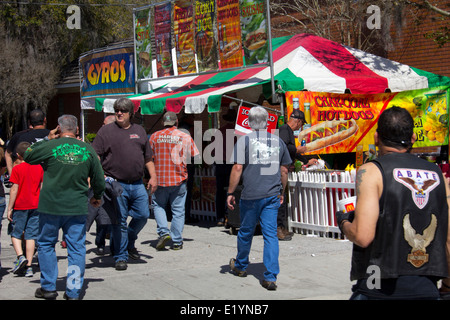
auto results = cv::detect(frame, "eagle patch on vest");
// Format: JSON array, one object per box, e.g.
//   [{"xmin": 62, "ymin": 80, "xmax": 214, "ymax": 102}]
[
  {"xmin": 394, "ymin": 169, "xmax": 440, "ymax": 209},
  {"xmin": 403, "ymin": 214, "xmax": 437, "ymax": 268}
]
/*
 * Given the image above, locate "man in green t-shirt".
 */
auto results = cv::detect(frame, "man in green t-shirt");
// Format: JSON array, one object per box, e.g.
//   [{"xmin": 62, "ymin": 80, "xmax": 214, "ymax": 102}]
[{"xmin": 24, "ymin": 114, "xmax": 105, "ymax": 300}]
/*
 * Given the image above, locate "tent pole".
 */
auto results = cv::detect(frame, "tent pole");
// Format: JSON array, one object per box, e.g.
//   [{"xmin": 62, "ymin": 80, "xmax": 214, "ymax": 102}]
[
  {"xmin": 266, "ymin": 0, "xmax": 276, "ymax": 105},
  {"xmin": 80, "ymin": 109, "xmax": 85, "ymax": 141},
  {"xmin": 78, "ymin": 58, "xmax": 85, "ymax": 142}
]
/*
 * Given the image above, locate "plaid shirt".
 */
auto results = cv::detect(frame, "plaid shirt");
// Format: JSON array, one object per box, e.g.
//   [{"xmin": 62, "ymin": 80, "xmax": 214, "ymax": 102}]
[{"xmin": 150, "ymin": 126, "xmax": 199, "ymax": 187}]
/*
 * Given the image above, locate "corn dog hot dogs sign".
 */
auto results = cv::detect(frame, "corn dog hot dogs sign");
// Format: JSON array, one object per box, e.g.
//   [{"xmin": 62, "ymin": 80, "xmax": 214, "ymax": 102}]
[{"xmin": 287, "ymin": 87, "xmax": 449, "ymax": 154}]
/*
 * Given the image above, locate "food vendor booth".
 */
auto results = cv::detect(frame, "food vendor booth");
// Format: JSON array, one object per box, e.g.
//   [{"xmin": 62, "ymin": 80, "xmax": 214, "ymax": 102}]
[
  {"xmin": 285, "ymin": 86, "xmax": 449, "ymax": 238},
  {"xmin": 85, "ymin": 0, "xmax": 450, "ymax": 236}
]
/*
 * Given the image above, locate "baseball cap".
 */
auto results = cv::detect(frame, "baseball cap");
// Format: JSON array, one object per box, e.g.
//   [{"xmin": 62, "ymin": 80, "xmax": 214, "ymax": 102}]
[
  {"xmin": 163, "ymin": 111, "xmax": 178, "ymax": 126},
  {"xmin": 290, "ymin": 109, "xmax": 307, "ymax": 124}
]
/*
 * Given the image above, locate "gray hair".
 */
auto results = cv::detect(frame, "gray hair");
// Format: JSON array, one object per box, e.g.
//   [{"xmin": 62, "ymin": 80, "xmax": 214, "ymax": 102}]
[
  {"xmin": 114, "ymin": 97, "xmax": 134, "ymax": 116},
  {"xmin": 58, "ymin": 114, "xmax": 78, "ymax": 135},
  {"xmin": 248, "ymin": 106, "xmax": 268, "ymax": 130}
]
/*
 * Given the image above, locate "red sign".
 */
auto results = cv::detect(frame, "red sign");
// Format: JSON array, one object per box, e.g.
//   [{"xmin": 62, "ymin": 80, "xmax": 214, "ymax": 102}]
[{"xmin": 234, "ymin": 106, "xmax": 278, "ymax": 136}]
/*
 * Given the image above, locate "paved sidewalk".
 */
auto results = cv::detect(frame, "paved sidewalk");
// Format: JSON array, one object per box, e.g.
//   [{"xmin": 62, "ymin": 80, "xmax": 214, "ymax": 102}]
[{"xmin": 0, "ymin": 216, "xmax": 353, "ymax": 301}]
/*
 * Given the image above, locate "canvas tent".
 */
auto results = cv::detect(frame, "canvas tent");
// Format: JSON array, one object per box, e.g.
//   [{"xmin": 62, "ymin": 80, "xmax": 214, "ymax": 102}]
[{"xmin": 94, "ymin": 33, "xmax": 450, "ymax": 115}]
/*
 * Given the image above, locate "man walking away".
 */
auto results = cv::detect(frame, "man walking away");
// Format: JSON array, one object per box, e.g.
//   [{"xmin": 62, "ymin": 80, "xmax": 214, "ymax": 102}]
[
  {"xmin": 227, "ymin": 106, "xmax": 291, "ymax": 291},
  {"xmin": 150, "ymin": 111, "xmax": 199, "ymax": 251},
  {"xmin": 24, "ymin": 114, "xmax": 104, "ymax": 300}
]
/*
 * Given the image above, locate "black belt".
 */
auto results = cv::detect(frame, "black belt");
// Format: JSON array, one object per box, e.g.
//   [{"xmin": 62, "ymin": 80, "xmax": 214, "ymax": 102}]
[{"xmin": 117, "ymin": 178, "xmax": 142, "ymax": 184}]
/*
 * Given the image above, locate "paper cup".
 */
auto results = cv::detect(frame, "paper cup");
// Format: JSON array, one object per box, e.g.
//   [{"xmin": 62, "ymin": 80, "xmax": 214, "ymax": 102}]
[{"xmin": 337, "ymin": 196, "xmax": 356, "ymax": 213}]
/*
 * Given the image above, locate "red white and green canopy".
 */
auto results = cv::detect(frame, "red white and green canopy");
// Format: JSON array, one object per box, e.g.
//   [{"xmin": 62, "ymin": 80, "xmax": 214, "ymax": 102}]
[{"xmin": 94, "ymin": 33, "xmax": 450, "ymax": 115}]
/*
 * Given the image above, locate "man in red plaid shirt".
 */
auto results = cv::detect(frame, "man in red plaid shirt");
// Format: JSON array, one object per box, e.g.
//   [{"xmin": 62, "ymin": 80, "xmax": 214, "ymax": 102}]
[{"xmin": 150, "ymin": 112, "xmax": 199, "ymax": 250}]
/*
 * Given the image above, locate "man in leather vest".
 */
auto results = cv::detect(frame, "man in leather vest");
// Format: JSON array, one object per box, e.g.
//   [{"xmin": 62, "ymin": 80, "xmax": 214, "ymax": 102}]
[{"xmin": 336, "ymin": 106, "xmax": 450, "ymax": 300}]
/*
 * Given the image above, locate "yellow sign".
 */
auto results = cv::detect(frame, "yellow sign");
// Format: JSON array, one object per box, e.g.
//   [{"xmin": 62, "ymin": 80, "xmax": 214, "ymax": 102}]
[{"xmin": 286, "ymin": 87, "xmax": 449, "ymax": 154}]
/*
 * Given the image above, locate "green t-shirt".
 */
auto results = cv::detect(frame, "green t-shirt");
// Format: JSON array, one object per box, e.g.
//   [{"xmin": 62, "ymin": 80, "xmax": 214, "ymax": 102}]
[{"xmin": 24, "ymin": 137, "xmax": 105, "ymax": 216}]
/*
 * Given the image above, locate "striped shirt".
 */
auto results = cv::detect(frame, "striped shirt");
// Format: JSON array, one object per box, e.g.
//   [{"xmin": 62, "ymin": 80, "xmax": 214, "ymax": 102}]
[{"xmin": 150, "ymin": 126, "xmax": 199, "ymax": 187}]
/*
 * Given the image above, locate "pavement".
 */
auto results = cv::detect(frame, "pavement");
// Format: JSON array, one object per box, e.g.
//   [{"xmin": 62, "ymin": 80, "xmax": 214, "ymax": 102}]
[{"xmin": 0, "ymin": 214, "xmax": 354, "ymax": 302}]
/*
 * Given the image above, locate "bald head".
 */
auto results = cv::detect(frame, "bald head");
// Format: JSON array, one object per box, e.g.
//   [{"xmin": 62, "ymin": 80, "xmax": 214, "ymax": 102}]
[{"xmin": 103, "ymin": 115, "xmax": 115, "ymax": 126}]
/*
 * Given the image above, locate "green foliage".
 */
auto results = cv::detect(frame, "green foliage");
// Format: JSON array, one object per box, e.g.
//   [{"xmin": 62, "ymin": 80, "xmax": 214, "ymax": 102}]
[
  {"xmin": 85, "ymin": 132, "xmax": 97, "ymax": 143},
  {"xmin": 0, "ymin": 0, "xmax": 146, "ymax": 138},
  {"xmin": 425, "ymin": 25, "xmax": 449, "ymax": 48}
]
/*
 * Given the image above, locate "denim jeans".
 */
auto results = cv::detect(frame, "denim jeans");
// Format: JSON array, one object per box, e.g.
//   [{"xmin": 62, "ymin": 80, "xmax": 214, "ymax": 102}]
[
  {"xmin": 152, "ymin": 182, "xmax": 187, "ymax": 245},
  {"xmin": 0, "ymin": 196, "xmax": 5, "ymax": 219},
  {"xmin": 235, "ymin": 195, "xmax": 281, "ymax": 282},
  {"xmin": 0, "ymin": 196, "xmax": 5, "ymax": 268},
  {"xmin": 10, "ymin": 209, "xmax": 39, "ymax": 240},
  {"xmin": 38, "ymin": 213, "xmax": 87, "ymax": 299},
  {"xmin": 112, "ymin": 180, "xmax": 149, "ymax": 262}
]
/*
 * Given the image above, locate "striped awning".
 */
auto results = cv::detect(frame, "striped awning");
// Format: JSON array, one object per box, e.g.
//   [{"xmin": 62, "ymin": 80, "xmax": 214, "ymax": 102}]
[{"xmin": 94, "ymin": 33, "xmax": 450, "ymax": 114}]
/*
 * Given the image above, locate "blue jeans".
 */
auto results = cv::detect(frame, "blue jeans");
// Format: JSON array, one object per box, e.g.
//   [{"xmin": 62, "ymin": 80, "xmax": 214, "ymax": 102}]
[
  {"xmin": 235, "ymin": 195, "xmax": 281, "ymax": 282},
  {"xmin": 38, "ymin": 213, "xmax": 87, "ymax": 299},
  {"xmin": 152, "ymin": 182, "xmax": 187, "ymax": 245},
  {"xmin": 0, "ymin": 196, "xmax": 5, "ymax": 268},
  {"xmin": 112, "ymin": 180, "xmax": 149, "ymax": 262},
  {"xmin": 0, "ymin": 196, "xmax": 5, "ymax": 219}
]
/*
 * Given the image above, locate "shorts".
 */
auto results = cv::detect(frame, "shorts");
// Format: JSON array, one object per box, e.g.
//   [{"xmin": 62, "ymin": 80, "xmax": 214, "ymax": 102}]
[{"xmin": 10, "ymin": 209, "xmax": 40, "ymax": 240}]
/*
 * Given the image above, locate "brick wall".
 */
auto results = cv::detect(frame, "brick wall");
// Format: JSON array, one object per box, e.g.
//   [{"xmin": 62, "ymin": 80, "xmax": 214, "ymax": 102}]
[{"xmin": 386, "ymin": 0, "xmax": 449, "ymax": 77}]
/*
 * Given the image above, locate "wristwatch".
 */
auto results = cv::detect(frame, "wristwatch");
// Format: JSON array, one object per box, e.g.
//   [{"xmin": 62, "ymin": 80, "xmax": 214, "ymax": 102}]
[{"xmin": 227, "ymin": 192, "xmax": 234, "ymax": 197}]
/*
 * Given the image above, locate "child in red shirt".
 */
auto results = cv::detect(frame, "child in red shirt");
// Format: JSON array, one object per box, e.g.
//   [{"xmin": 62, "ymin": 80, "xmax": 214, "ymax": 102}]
[{"xmin": 7, "ymin": 141, "xmax": 43, "ymax": 277}]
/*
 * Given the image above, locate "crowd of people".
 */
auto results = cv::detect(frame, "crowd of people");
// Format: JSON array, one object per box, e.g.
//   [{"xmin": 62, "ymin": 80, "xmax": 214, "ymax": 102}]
[{"xmin": 1, "ymin": 101, "xmax": 450, "ymax": 300}]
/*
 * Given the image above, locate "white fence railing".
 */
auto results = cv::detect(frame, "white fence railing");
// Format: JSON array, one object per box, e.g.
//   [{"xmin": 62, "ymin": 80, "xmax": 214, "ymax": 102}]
[
  {"xmin": 287, "ymin": 170, "xmax": 355, "ymax": 238},
  {"xmin": 190, "ymin": 167, "xmax": 356, "ymax": 238}
]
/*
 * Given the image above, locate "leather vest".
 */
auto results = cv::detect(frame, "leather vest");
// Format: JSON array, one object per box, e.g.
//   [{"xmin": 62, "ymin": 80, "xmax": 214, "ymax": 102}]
[{"xmin": 351, "ymin": 152, "xmax": 448, "ymax": 281}]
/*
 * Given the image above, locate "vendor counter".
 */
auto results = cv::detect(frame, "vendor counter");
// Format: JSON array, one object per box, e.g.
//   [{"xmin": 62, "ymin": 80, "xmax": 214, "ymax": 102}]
[{"xmin": 190, "ymin": 166, "xmax": 355, "ymax": 238}]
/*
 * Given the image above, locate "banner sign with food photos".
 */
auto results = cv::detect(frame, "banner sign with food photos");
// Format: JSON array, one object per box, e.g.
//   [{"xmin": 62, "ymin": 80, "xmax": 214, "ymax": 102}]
[
  {"xmin": 194, "ymin": 0, "xmax": 219, "ymax": 72},
  {"xmin": 240, "ymin": 0, "xmax": 268, "ymax": 66},
  {"xmin": 286, "ymin": 87, "xmax": 449, "ymax": 154},
  {"xmin": 80, "ymin": 47, "xmax": 135, "ymax": 98},
  {"xmin": 217, "ymin": 0, "xmax": 244, "ymax": 69},
  {"xmin": 133, "ymin": 0, "xmax": 269, "ymax": 81},
  {"xmin": 155, "ymin": 2, "xmax": 174, "ymax": 78},
  {"xmin": 134, "ymin": 8, "xmax": 152, "ymax": 80},
  {"xmin": 174, "ymin": 0, "xmax": 196, "ymax": 75}
]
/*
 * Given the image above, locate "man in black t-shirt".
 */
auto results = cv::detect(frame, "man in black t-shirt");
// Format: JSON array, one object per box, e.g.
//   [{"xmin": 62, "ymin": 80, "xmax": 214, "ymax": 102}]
[
  {"xmin": 277, "ymin": 109, "xmax": 318, "ymax": 240},
  {"xmin": 92, "ymin": 98, "xmax": 157, "ymax": 271},
  {"xmin": 278, "ymin": 109, "xmax": 318, "ymax": 167},
  {"xmin": 5, "ymin": 109, "xmax": 49, "ymax": 175}
]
